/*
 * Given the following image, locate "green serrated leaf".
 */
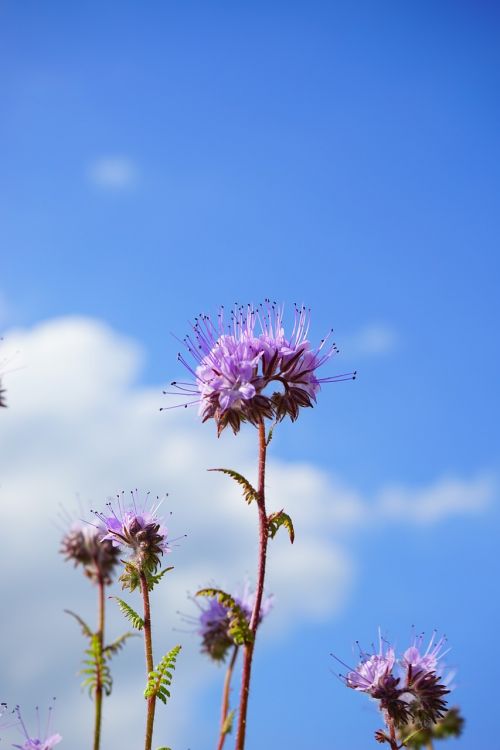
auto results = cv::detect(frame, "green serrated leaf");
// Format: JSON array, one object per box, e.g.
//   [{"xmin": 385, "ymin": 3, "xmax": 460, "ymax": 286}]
[
  {"xmin": 79, "ymin": 633, "xmax": 112, "ymax": 698},
  {"xmin": 208, "ymin": 468, "xmax": 258, "ymax": 504},
  {"xmin": 196, "ymin": 588, "xmax": 254, "ymax": 646},
  {"xmin": 111, "ymin": 597, "xmax": 144, "ymax": 630},
  {"xmin": 144, "ymin": 645, "xmax": 181, "ymax": 705},
  {"xmin": 267, "ymin": 509, "xmax": 295, "ymax": 543},
  {"xmin": 145, "ymin": 566, "xmax": 174, "ymax": 591},
  {"xmin": 222, "ymin": 708, "xmax": 235, "ymax": 736},
  {"xmin": 103, "ymin": 631, "xmax": 138, "ymax": 657},
  {"xmin": 64, "ymin": 609, "xmax": 94, "ymax": 639}
]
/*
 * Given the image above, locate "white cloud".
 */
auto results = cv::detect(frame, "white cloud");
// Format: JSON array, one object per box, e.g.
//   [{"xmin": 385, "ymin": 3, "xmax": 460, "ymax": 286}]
[
  {"xmin": 87, "ymin": 157, "xmax": 137, "ymax": 189},
  {"xmin": 345, "ymin": 323, "xmax": 398, "ymax": 357},
  {"xmin": 0, "ymin": 316, "xmax": 493, "ymax": 749},
  {"xmin": 377, "ymin": 474, "xmax": 495, "ymax": 523}
]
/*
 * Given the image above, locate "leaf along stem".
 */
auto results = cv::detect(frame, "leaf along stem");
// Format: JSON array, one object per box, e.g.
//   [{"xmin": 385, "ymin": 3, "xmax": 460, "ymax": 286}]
[
  {"xmin": 140, "ymin": 571, "xmax": 156, "ymax": 750},
  {"xmin": 93, "ymin": 574, "xmax": 105, "ymax": 750},
  {"xmin": 217, "ymin": 645, "xmax": 239, "ymax": 750},
  {"xmin": 235, "ymin": 418, "xmax": 269, "ymax": 750}
]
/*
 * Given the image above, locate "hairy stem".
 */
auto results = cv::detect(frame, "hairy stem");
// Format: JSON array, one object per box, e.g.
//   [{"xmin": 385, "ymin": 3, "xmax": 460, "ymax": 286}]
[
  {"xmin": 93, "ymin": 574, "xmax": 105, "ymax": 750},
  {"xmin": 235, "ymin": 419, "xmax": 268, "ymax": 750},
  {"xmin": 387, "ymin": 716, "xmax": 400, "ymax": 750},
  {"xmin": 217, "ymin": 645, "xmax": 239, "ymax": 750},
  {"xmin": 140, "ymin": 572, "xmax": 156, "ymax": 750}
]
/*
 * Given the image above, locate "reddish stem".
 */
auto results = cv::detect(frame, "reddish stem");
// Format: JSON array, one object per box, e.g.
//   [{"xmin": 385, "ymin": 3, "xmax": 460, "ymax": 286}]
[
  {"xmin": 234, "ymin": 419, "xmax": 268, "ymax": 750},
  {"xmin": 140, "ymin": 572, "xmax": 156, "ymax": 750},
  {"xmin": 217, "ymin": 645, "xmax": 239, "ymax": 750}
]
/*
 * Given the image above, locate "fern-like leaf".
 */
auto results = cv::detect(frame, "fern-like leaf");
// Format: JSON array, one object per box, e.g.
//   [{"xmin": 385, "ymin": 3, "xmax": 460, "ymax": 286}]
[
  {"xmin": 196, "ymin": 588, "xmax": 254, "ymax": 646},
  {"xmin": 145, "ymin": 566, "xmax": 174, "ymax": 591},
  {"xmin": 208, "ymin": 468, "xmax": 258, "ymax": 504},
  {"xmin": 111, "ymin": 597, "xmax": 144, "ymax": 630},
  {"xmin": 64, "ymin": 609, "xmax": 93, "ymax": 639},
  {"xmin": 144, "ymin": 645, "xmax": 182, "ymax": 705},
  {"xmin": 80, "ymin": 634, "xmax": 112, "ymax": 698},
  {"xmin": 267, "ymin": 509, "xmax": 295, "ymax": 543},
  {"xmin": 103, "ymin": 631, "xmax": 138, "ymax": 657}
]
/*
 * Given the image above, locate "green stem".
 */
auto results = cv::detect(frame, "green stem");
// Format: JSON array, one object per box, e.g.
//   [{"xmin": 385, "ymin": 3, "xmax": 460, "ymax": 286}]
[
  {"xmin": 140, "ymin": 571, "xmax": 156, "ymax": 750},
  {"xmin": 217, "ymin": 645, "xmax": 239, "ymax": 750},
  {"xmin": 93, "ymin": 574, "xmax": 105, "ymax": 750},
  {"xmin": 235, "ymin": 419, "xmax": 269, "ymax": 750}
]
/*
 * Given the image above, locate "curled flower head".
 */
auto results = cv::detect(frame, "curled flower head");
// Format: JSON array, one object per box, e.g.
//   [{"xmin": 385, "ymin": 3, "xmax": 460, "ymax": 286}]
[
  {"xmin": 193, "ymin": 584, "xmax": 273, "ymax": 662},
  {"xmin": 60, "ymin": 522, "xmax": 119, "ymax": 585},
  {"xmin": 336, "ymin": 629, "xmax": 451, "ymax": 733},
  {"xmin": 9, "ymin": 702, "xmax": 62, "ymax": 750},
  {"xmin": 167, "ymin": 302, "xmax": 355, "ymax": 435},
  {"xmin": 93, "ymin": 491, "xmax": 169, "ymax": 573}
]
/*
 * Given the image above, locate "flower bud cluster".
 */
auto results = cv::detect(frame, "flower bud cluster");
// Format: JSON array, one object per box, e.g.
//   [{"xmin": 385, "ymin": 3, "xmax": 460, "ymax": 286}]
[
  {"xmin": 168, "ymin": 302, "xmax": 355, "ymax": 435},
  {"xmin": 60, "ymin": 523, "xmax": 119, "ymax": 585}
]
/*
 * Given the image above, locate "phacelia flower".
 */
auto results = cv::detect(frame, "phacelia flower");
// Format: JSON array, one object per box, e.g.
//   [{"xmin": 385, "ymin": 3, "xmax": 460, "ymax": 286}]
[
  {"xmin": 60, "ymin": 522, "xmax": 120, "ymax": 585},
  {"xmin": 93, "ymin": 491, "xmax": 169, "ymax": 573},
  {"xmin": 401, "ymin": 631, "xmax": 448, "ymax": 677},
  {"xmin": 346, "ymin": 637, "xmax": 396, "ymax": 694},
  {"xmin": 194, "ymin": 584, "xmax": 273, "ymax": 662},
  {"xmin": 336, "ymin": 630, "xmax": 451, "ymax": 734},
  {"xmin": 167, "ymin": 302, "xmax": 355, "ymax": 435},
  {"xmin": 9, "ymin": 702, "xmax": 62, "ymax": 750}
]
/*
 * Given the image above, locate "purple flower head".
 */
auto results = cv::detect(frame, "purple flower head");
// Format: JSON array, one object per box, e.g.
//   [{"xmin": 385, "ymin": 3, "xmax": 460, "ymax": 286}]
[
  {"xmin": 10, "ymin": 702, "xmax": 62, "ymax": 750},
  {"xmin": 60, "ymin": 521, "xmax": 119, "ymax": 585},
  {"xmin": 337, "ymin": 629, "xmax": 451, "ymax": 732},
  {"xmin": 345, "ymin": 633, "xmax": 396, "ymax": 695},
  {"xmin": 401, "ymin": 631, "xmax": 449, "ymax": 679},
  {"xmin": 195, "ymin": 583, "xmax": 273, "ymax": 662},
  {"xmin": 198, "ymin": 598, "xmax": 234, "ymax": 662},
  {"xmin": 93, "ymin": 491, "xmax": 169, "ymax": 573},
  {"xmin": 167, "ymin": 302, "xmax": 355, "ymax": 435}
]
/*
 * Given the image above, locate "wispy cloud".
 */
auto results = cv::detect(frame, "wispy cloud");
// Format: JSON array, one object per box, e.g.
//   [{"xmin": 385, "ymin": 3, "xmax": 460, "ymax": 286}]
[
  {"xmin": 87, "ymin": 156, "xmax": 137, "ymax": 189},
  {"xmin": 377, "ymin": 474, "xmax": 495, "ymax": 523},
  {"xmin": 345, "ymin": 323, "xmax": 398, "ymax": 357}
]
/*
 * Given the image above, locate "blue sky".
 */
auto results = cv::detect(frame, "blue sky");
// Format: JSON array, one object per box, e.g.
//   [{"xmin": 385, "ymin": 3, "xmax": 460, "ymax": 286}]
[{"xmin": 1, "ymin": 2, "xmax": 499, "ymax": 749}]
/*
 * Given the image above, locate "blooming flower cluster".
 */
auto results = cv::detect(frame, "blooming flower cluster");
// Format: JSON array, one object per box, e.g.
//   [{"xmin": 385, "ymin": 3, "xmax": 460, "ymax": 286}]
[
  {"xmin": 0, "ymin": 703, "xmax": 62, "ymax": 750},
  {"xmin": 168, "ymin": 302, "xmax": 355, "ymax": 435},
  {"xmin": 60, "ymin": 522, "xmax": 120, "ymax": 585},
  {"xmin": 93, "ymin": 491, "xmax": 169, "ymax": 573},
  {"xmin": 197, "ymin": 585, "xmax": 273, "ymax": 662},
  {"xmin": 339, "ymin": 631, "xmax": 450, "ymax": 735}
]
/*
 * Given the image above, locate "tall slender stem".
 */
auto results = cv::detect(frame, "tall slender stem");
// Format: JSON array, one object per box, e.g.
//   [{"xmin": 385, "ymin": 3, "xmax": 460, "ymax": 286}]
[
  {"xmin": 217, "ymin": 645, "xmax": 239, "ymax": 750},
  {"xmin": 140, "ymin": 571, "xmax": 156, "ymax": 750},
  {"xmin": 235, "ymin": 419, "xmax": 268, "ymax": 750},
  {"xmin": 93, "ymin": 574, "xmax": 105, "ymax": 750}
]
